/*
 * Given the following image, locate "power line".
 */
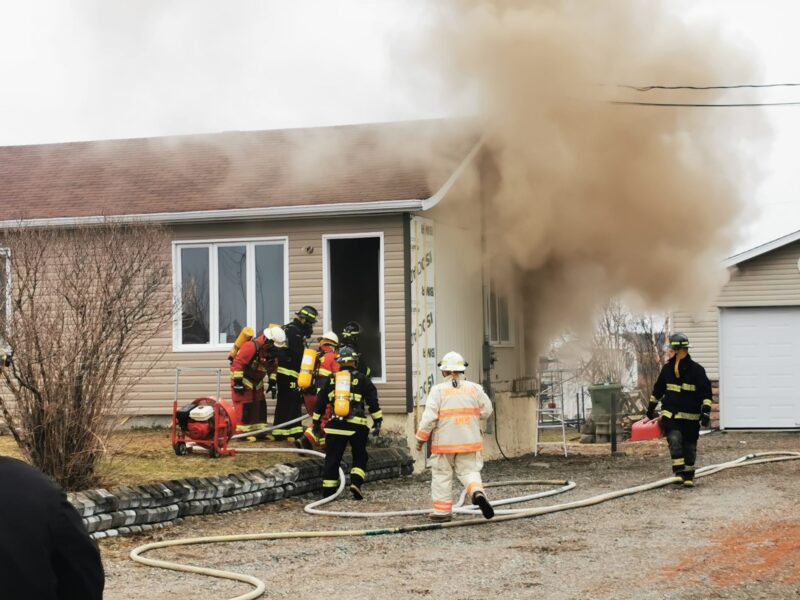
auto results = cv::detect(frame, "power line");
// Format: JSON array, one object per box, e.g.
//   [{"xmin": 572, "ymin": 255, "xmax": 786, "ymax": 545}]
[
  {"xmin": 610, "ymin": 100, "xmax": 800, "ymax": 107},
  {"xmin": 619, "ymin": 82, "xmax": 800, "ymax": 92}
]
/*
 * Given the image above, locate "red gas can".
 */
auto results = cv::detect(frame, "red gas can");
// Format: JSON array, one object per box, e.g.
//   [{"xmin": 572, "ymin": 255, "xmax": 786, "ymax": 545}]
[{"xmin": 631, "ymin": 417, "xmax": 662, "ymax": 442}]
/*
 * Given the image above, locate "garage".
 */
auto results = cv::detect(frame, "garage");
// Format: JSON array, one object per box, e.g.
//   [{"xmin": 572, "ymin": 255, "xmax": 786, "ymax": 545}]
[
  {"xmin": 673, "ymin": 230, "xmax": 800, "ymax": 430},
  {"xmin": 720, "ymin": 307, "xmax": 800, "ymax": 429}
]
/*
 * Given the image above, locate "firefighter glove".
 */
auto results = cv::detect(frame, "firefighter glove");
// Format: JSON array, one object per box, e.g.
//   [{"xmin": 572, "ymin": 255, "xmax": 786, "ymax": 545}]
[
  {"xmin": 312, "ymin": 421, "xmax": 322, "ymax": 437},
  {"xmin": 371, "ymin": 419, "xmax": 382, "ymax": 437},
  {"xmin": 267, "ymin": 380, "xmax": 277, "ymax": 399},
  {"xmin": 700, "ymin": 412, "xmax": 711, "ymax": 427},
  {"xmin": 646, "ymin": 403, "xmax": 657, "ymax": 420},
  {"xmin": 233, "ymin": 379, "xmax": 245, "ymax": 394}
]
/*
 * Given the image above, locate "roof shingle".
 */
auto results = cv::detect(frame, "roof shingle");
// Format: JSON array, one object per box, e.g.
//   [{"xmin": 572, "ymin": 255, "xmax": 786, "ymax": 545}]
[{"xmin": 0, "ymin": 119, "xmax": 475, "ymax": 221}]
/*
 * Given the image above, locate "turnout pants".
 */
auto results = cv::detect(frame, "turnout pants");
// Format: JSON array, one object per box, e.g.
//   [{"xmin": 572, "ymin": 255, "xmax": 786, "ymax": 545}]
[
  {"xmin": 321, "ymin": 426, "xmax": 369, "ymax": 497},
  {"xmin": 430, "ymin": 452, "xmax": 485, "ymax": 516},
  {"xmin": 663, "ymin": 419, "xmax": 700, "ymax": 482},
  {"xmin": 232, "ymin": 385, "xmax": 267, "ymax": 430},
  {"xmin": 273, "ymin": 373, "xmax": 305, "ymax": 440}
]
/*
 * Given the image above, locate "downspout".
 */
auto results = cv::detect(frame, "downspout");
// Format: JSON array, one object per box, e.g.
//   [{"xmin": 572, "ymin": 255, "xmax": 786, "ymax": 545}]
[
  {"xmin": 403, "ymin": 213, "xmax": 414, "ymax": 415},
  {"xmin": 478, "ymin": 151, "xmax": 496, "ymax": 433}
]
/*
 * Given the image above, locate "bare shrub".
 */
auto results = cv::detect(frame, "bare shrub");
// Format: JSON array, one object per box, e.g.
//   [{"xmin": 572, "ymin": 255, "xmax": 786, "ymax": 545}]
[{"xmin": 0, "ymin": 221, "xmax": 173, "ymax": 490}]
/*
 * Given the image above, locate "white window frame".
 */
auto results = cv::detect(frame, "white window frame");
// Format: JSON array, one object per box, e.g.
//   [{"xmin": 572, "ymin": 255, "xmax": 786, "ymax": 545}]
[
  {"xmin": 487, "ymin": 279, "xmax": 515, "ymax": 347},
  {"xmin": 322, "ymin": 232, "xmax": 387, "ymax": 384},
  {"xmin": 0, "ymin": 248, "xmax": 10, "ymax": 343},
  {"xmin": 172, "ymin": 236, "xmax": 289, "ymax": 352}
]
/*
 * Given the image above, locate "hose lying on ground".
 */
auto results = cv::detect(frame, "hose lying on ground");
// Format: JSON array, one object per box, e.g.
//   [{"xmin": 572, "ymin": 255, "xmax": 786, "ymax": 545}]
[{"xmin": 130, "ymin": 450, "xmax": 800, "ymax": 600}]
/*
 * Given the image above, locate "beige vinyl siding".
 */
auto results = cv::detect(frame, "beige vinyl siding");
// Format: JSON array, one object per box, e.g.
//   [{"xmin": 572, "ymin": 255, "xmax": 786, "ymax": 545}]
[
  {"xmin": 718, "ymin": 240, "xmax": 800, "ymax": 307},
  {"xmin": 674, "ymin": 239, "xmax": 800, "ymax": 380},
  {"xmin": 127, "ymin": 214, "xmax": 408, "ymax": 416},
  {"xmin": 672, "ymin": 307, "xmax": 720, "ymax": 380}
]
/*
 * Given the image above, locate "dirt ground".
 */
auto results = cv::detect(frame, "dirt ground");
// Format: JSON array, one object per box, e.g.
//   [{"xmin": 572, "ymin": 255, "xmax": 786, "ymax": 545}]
[{"xmin": 101, "ymin": 431, "xmax": 800, "ymax": 600}]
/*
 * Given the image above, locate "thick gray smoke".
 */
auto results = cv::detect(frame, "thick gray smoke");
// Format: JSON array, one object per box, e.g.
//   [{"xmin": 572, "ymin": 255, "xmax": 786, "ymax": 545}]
[{"xmin": 429, "ymin": 0, "xmax": 768, "ymax": 353}]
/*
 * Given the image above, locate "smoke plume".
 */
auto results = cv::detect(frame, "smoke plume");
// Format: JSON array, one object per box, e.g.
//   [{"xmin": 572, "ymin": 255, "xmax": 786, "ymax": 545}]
[{"xmin": 429, "ymin": 0, "xmax": 768, "ymax": 353}]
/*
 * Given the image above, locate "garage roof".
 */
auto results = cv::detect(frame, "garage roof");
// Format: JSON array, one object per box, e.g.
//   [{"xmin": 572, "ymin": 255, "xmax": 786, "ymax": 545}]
[{"xmin": 724, "ymin": 228, "xmax": 800, "ymax": 268}]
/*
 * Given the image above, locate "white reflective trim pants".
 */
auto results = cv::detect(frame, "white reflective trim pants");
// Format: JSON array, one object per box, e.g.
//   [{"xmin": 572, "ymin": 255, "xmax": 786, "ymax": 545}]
[{"xmin": 430, "ymin": 452, "xmax": 485, "ymax": 516}]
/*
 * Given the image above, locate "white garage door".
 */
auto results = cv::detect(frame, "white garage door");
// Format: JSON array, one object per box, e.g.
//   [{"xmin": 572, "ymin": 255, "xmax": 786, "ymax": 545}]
[{"xmin": 720, "ymin": 307, "xmax": 800, "ymax": 428}]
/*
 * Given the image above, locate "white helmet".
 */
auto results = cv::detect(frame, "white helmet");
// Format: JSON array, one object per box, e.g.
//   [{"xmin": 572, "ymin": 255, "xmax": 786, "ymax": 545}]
[
  {"xmin": 438, "ymin": 351, "xmax": 467, "ymax": 372},
  {"xmin": 318, "ymin": 331, "xmax": 339, "ymax": 346},
  {"xmin": 264, "ymin": 326, "xmax": 287, "ymax": 348}
]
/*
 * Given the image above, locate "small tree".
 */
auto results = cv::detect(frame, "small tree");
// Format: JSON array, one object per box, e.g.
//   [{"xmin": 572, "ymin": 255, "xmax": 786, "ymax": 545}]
[
  {"xmin": 580, "ymin": 299, "xmax": 634, "ymax": 386},
  {"xmin": 627, "ymin": 313, "xmax": 668, "ymax": 403},
  {"xmin": 0, "ymin": 221, "xmax": 173, "ymax": 490}
]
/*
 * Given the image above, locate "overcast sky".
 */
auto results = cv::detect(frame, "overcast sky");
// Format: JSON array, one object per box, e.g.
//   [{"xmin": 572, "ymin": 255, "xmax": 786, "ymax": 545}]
[{"xmin": 1, "ymin": 0, "xmax": 798, "ymax": 253}]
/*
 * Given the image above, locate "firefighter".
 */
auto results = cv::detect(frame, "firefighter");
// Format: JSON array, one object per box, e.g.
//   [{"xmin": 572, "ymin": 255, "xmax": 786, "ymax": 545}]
[
  {"xmin": 415, "ymin": 351, "xmax": 495, "ymax": 522},
  {"xmin": 647, "ymin": 333, "xmax": 713, "ymax": 488},
  {"xmin": 273, "ymin": 305, "xmax": 318, "ymax": 441},
  {"xmin": 339, "ymin": 320, "xmax": 371, "ymax": 376},
  {"xmin": 296, "ymin": 331, "xmax": 340, "ymax": 450},
  {"xmin": 313, "ymin": 346, "xmax": 382, "ymax": 500},
  {"xmin": 1, "ymin": 456, "xmax": 105, "ymax": 600},
  {"xmin": 230, "ymin": 326, "xmax": 286, "ymax": 433}
]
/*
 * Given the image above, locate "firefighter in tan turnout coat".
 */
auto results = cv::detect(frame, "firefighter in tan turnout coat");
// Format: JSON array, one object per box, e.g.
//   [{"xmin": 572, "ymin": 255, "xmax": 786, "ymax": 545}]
[{"xmin": 415, "ymin": 351, "xmax": 495, "ymax": 522}]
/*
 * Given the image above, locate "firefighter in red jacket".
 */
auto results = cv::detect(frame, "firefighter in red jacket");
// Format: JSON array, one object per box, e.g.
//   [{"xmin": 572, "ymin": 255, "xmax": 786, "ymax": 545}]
[
  {"xmin": 313, "ymin": 346, "xmax": 382, "ymax": 500},
  {"xmin": 230, "ymin": 326, "xmax": 286, "ymax": 433},
  {"xmin": 647, "ymin": 333, "xmax": 713, "ymax": 487},
  {"xmin": 273, "ymin": 305, "xmax": 318, "ymax": 440},
  {"xmin": 297, "ymin": 331, "xmax": 340, "ymax": 449}
]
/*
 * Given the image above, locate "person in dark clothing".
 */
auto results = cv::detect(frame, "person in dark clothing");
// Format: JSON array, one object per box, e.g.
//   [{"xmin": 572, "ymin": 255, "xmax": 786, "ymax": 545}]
[
  {"xmin": 0, "ymin": 456, "xmax": 105, "ymax": 600},
  {"xmin": 647, "ymin": 333, "xmax": 713, "ymax": 488},
  {"xmin": 273, "ymin": 305, "xmax": 318, "ymax": 440},
  {"xmin": 313, "ymin": 346, "xmax": 382, "ymax": 500},
  {"xmin": 339, "ymin": 320, "xmax": 371, "ymax": 377}
]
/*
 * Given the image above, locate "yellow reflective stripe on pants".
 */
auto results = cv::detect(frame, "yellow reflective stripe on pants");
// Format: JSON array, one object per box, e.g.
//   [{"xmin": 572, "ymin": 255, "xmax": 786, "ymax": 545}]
[
  {"xmin": 322, "ymin": 479, "xmax": 338, "ymax": 488},
  {"xmin": 662, "ymin": 410, "xmax": 700, "ymax": 420},
  {"xmin": 324, "ymin": 427, "xmax": 355, "ymax": 436},
  {"xmin": 672, "ymin": 458, "xmax": 685, "ymax": 466},
  {"xmin": 277, "ymin": 367, "xmax": 298, "ymax": 378},
  {"xmin": 271, "ymin": 426, "xmax": 304, "ymax": 436},
  {"xmin": 351, "ymin": 467, "xmax": 366, "ymax": 479}
]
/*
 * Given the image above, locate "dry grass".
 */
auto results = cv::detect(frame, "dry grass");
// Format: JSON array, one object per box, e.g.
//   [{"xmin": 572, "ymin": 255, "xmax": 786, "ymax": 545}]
[{"xmin": 0, "ymin": 429, "xmax": 307, "ymax": 489}]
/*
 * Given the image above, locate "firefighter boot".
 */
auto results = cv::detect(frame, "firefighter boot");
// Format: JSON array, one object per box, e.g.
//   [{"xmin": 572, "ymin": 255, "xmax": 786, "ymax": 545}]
[
  {"xmin": 429, "ymin": 512, "xmax": 452, "ymax": 523},
  {"xmin": 294, "ymin": 435, "xmax": 313, "ymax": 450},
  {"xmin": 682, "ymin": 466, "xmax": 695, "ymax": 488},
  {"xmin": 349, "ymin": 483, "xmax": 364, "ymax": 500},
  {"xmin": 472, "ymin": 491, "xmax": 495, "ymax": 519},
  {"xmin": 350, "ymin": 468, "xmax": 366, "ymax": 500}
]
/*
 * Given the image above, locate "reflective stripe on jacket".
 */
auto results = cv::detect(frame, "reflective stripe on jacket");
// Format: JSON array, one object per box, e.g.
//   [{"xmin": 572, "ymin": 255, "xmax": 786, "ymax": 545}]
[
  {"xmin": 650, "ymin": 354, "xmax": 712, "ymax": 421},
  {"xmin": 415, "ymin": 380, "xmax": 493, "ymax": 454}
]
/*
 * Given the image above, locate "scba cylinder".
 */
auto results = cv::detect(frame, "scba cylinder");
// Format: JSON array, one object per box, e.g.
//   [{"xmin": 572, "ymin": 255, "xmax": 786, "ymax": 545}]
[
  {"xmin": 297, "ymin": 348, "xmax": 318, "ymax": 390},
  {"xmin": 333, "ymin": 370, "xmax": 351, "ymax": 417},
  {"xmin": 228, "ymin": 326, "xmax": 255, "ymax": 363}
]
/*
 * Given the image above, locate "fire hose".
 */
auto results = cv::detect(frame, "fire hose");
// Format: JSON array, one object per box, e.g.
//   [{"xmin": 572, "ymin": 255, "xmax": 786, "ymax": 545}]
[{"xmin": 130, "ymin": 449, "xmax": 800, "ymax": 600}]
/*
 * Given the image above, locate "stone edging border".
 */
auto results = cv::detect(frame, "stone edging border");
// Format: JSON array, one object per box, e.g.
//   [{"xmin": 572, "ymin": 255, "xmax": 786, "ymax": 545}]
[{"xmin": 67, "ymin": 447, "xmax": 414, "ymax": 539}]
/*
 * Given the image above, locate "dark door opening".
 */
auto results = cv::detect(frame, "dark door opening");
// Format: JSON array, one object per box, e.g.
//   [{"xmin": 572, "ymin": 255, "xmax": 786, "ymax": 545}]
[{"xmin": 328, "ymin": 237, "xmax": 382, "ymax": 378}]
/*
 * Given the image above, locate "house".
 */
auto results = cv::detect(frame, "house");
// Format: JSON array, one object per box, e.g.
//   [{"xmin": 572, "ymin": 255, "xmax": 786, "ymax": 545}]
[
  {"xmin": 0, "ymin": 119, "xmax": 538, "ymax": 452},
  {"xmin": 673, "ymin": 230, "xmax": 800, "ymax": 429}
]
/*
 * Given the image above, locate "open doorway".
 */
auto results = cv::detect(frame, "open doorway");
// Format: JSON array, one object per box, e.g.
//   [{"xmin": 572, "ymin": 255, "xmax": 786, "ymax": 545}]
[{"xmin": 324, "ymin": 234, "xmax": 383, "ymax": 380}]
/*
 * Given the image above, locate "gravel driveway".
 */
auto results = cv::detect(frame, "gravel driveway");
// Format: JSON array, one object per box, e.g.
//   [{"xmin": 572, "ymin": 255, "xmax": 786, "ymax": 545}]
[{"xmin": 101, "ymin": 431, "xmax": 799, "ymax": 600}]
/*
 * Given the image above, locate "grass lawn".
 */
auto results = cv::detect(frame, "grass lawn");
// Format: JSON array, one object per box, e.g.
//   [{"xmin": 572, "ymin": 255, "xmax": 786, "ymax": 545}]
[{"xmin": 0, "ymin": 429, "xmax": 311, "ymax": 489}]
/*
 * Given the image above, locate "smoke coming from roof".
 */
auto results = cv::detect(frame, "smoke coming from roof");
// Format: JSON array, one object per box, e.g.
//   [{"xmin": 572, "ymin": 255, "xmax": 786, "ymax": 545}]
[{"xmin": 429, "ymin": 0, "xmax": 768, "ymax": 352}]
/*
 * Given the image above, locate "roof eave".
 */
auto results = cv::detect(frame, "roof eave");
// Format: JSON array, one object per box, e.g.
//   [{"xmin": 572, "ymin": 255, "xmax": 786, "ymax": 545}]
[
  {"xmin": 0, "ymin": 198, "xmax": 425, "ymax": 229},
  {"xmin": 723, "ymin": 228, "xmax": 800, "ymax": 268}
]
